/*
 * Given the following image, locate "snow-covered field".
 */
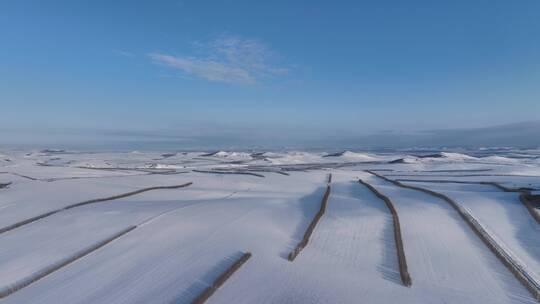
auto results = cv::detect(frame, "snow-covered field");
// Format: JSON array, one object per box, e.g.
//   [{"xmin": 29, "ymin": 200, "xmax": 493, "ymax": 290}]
[{"xmin": 0, "ymin": 148, "xmax": 539, "ymax": 303}]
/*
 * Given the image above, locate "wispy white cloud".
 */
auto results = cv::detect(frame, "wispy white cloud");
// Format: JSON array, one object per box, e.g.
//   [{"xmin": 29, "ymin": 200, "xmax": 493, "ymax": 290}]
[
  {"xmin": 150, "ymin": 54, "xmax": 255, "ymax": 84},
  {"xmin": 150, "ymin": 35, "xmax": 288, "ymax": 84}
]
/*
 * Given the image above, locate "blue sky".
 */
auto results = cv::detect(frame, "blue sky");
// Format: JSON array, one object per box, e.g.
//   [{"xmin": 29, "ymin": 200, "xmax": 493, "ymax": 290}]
[{"xmin": 1, "ymin": 1, "xmax": 539, "ymax": 149}]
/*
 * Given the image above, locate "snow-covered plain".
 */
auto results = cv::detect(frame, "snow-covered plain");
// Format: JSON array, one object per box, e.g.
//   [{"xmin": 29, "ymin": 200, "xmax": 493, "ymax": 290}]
[{"xmin": 0, "ymin": 149, "xmax": 539, "ymax": 303}]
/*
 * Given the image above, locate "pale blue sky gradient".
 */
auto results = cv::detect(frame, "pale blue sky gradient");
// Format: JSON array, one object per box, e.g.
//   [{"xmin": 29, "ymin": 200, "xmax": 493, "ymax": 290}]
[{"xmin": 1, "ymin": 1, "xmax": 539, "ymax": 148}]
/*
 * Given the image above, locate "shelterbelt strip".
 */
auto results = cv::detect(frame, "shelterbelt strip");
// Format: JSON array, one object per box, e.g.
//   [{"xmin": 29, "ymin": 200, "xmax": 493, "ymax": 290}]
[
  {"xmin": 0, "ymin": 182, "xmax": 193, "ymax": 235},
  {"xmin": 395, "ymin": 178, "xmax": 540, "ymax": 224},
  {"xmin": 357, "ymin": 179, "xmax": 412, "ymax": 287},
  {"xmin": 0, "ymin": 196, "xmax": 209, "ymax": 299},
  {"xmin": 288, "ymin": 174, "xmax": 332, "ymax": 261},
  {"xmin": 366, "ymin": 171, "xmax": 540, "ymax": 301}
]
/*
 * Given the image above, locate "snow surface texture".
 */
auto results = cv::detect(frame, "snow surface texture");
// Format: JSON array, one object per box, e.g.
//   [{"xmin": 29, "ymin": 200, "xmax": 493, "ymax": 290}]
[{"xmin": 0, "ymin": 148, "xmax": 539, "ymax": 303}]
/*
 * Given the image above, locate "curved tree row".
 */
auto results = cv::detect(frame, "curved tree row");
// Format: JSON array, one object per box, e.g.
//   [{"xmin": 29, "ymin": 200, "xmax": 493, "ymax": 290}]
[
  {"xmin": 366, "ymin": 171, "xmax": 540, "ymax": 300},
  {"xmin": 358, "ymin": 179, "xmax": 412, "ymax": 287},
  {"xmin": 0, "ymin": 182, "xmax": 193, "ymax": 235},
  {"xmin": 288, "ymin": 174, "xmax": 332, "ymax": 261}
]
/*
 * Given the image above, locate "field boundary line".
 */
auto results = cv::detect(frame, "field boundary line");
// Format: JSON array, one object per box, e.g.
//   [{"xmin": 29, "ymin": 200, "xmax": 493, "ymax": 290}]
[
  {"xmin": 358, "ymin": 179, "xmax": 412, "ymax": 286},
  {"xmin": 191, "ymin": 252, "xmax": 252, "ymax": 304},
  {"xmin": 367, "ymin": 171, "xmax": 540, "ymax": 300},
  {"xmin": 288, "ymin": 174, "xmax": 332, "ymax": 261},
  {"xmin": 0, "ymin": 182, "xmax": 192, "ymax": 235}
]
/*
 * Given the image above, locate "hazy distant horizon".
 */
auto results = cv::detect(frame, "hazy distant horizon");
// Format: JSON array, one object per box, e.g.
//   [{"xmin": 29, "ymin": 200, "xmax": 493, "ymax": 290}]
[{"xmin": 2, "ymin": 121, "xmax": 539, "ymax": 151}]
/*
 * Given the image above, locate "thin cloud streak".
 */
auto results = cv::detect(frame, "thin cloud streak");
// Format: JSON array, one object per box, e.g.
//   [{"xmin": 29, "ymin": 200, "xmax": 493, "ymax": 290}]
[
  {"xmin": 150, "ymin": 53, "xmax": 255, "ymax": 84},
  {"xmin": 149, "ymin": 35, "xmax": 288, "ymax": 84}
]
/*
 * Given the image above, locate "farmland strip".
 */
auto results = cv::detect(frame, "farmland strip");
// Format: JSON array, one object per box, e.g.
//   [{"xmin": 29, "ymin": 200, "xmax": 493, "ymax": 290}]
[
  {"xmin": 192, "ymin": 170, "xmax": 264, "ymax": 178},
  {"xmin": 0, "ymin": 182, "xmax": 193, "ymax": 235},
  {"xmin": 395, "ymin": 179, "xmax": 539, "ymax": 224},
  {"xmin": 288, "ymin": 174, "xmax": 332, "ymax": 261},
  {"xmin": 358, "ymin": 179, "xmax": 412, "ymax": 287},
  {"xmin": 0, "ymin": 226, "xmax": 136, "ymax": 299},
  {"xmin": 191, "ymin": 252, "xmax": 252, "ymax": 304},
  {"xmin": 366, "ymin": 170, "xmax": 540, "ymax": 300}
]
